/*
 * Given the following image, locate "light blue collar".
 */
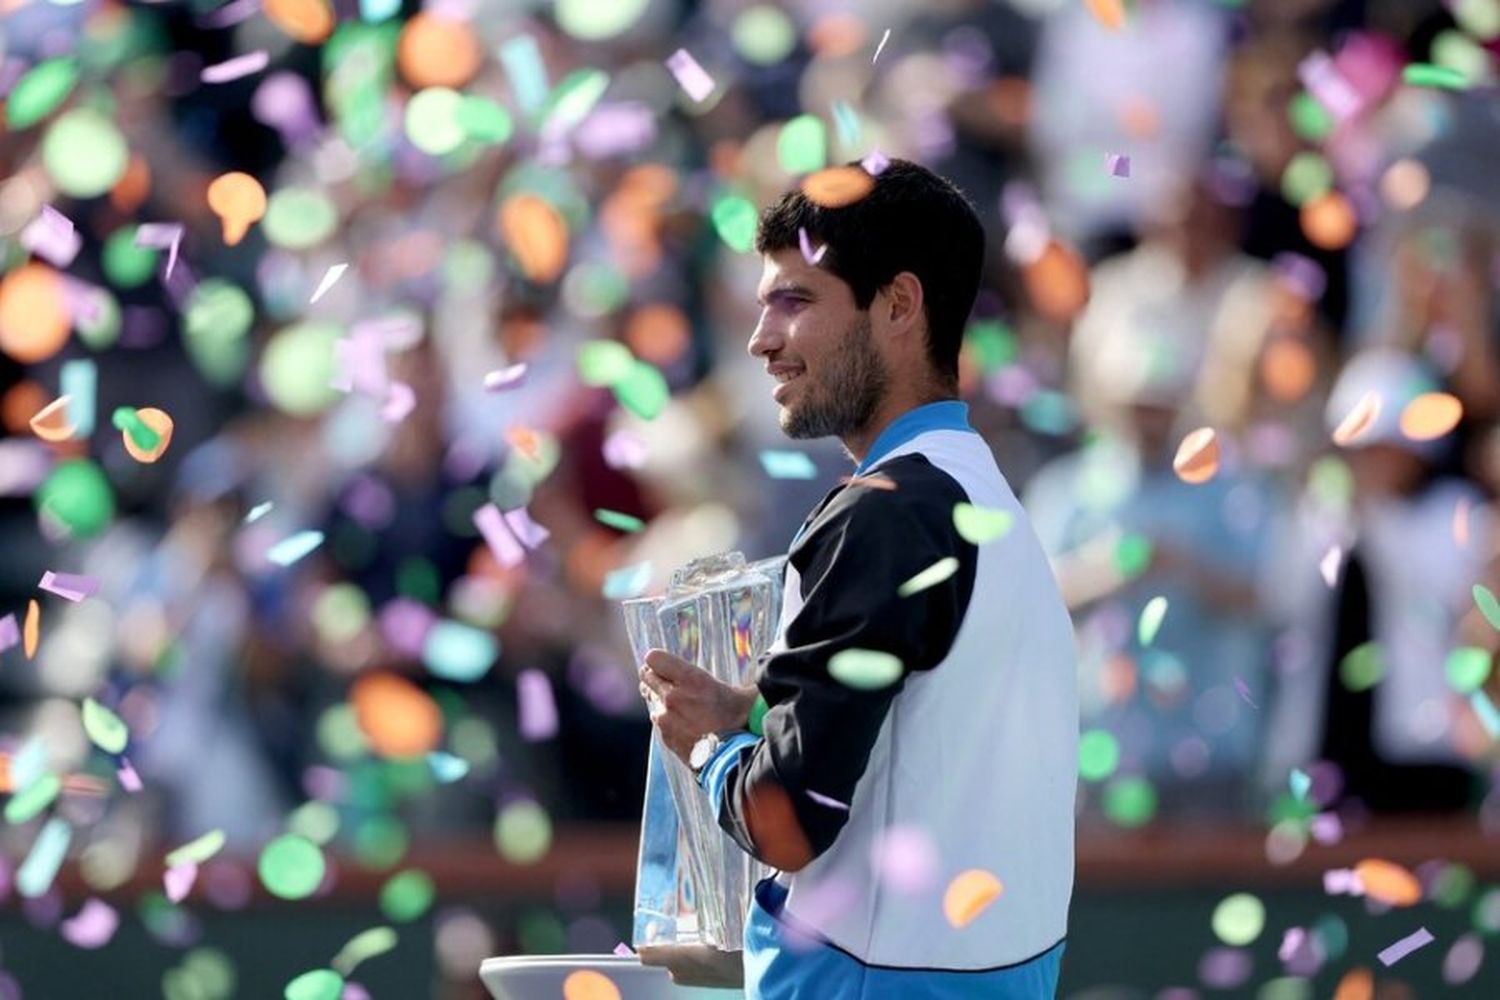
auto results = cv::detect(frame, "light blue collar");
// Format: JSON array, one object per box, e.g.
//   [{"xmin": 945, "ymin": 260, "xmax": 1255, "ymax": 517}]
[{"xmin": 853, "ymin": 399, "xmax": 974, "ymax": 476}]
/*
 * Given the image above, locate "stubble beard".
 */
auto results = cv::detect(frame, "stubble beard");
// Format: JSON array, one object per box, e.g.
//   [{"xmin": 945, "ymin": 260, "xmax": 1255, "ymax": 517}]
[{"xmin": 780, "ymin": 314, "xmax": 889, "ymax": 442}]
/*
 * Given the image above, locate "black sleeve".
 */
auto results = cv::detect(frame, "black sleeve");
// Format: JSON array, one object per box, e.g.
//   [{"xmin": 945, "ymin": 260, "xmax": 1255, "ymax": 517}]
[{"xmin": 716, "ymin": 463, "xmax": 978, "ymax": 862}]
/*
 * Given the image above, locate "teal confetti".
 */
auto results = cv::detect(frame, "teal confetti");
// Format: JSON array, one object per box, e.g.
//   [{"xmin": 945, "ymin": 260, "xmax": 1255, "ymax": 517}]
[
  {"xmin": 777, "ymin": 115, "xmax": 827, "ymax": 174},
  {"xmin": 1137, "ymin": 596, "xmax": 1168, "ymax": 647},
  {"xmin": 1290, "ymin": 768, "xmax": 1312, "ymax": 801},
  {"xmin": 245, "ymin": 502, "xmax": 274, "ymax": 523},
  {"xmin": 422, "ymin": 620, "xmax": 499, "ymax": 683},
  {"xmin": 759, "ymin": 450, "xmax": 818, "ymax": 480},
  {"xmin": 499, "ymin": 35, "xmax": 549, "ymax": 116},
  {"xmin": 897, "ymin": 557, "xmax": 959, "ymax": 598},
  {"xmin": 1473, "ymin": 690, "xmax": 1500, "ymax": 738},
  {"xmin": 1473, "ymin": 584, "xmax": 1500, "ymax": 631},
  {"xmin": 602, "ymin": 561, "xmax": 653, "ymax": 600},
  {"xmin": 426, "ymin": 752, "xmax": 470, "ymax": 784},
  {"xmin": 832, "ymin": 100, "xmax": 861, "ymax": 151},
  {"xmin": 60, "ymin": 360, "xmax": 97, "ymax": 437},
  {"xmin": 267, "ymin": 530, "xmax": 325, "ymax": 567},
  {"xmin": 594, "ymin": 509, "xmax": 645, "ymax": 533},
  {"xmin": 17, "ymin": 816, "xmax": 72, "ymax": 898}
]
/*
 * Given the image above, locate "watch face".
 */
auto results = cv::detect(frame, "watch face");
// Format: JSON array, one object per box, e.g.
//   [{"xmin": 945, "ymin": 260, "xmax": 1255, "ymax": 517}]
[{"xmin": 690, "ymin": 735, "xmax": 716, "ymax": 770}]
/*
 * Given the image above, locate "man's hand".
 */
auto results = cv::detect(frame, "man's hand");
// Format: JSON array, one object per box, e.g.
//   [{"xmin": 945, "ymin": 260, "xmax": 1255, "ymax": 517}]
[
  {"xmin": 638, "ymin": 944, "xmax": 745, "ymax": 988},
  {"xmin": 638, "ymin": 648, "xmax": 758, "ymax": 765}
]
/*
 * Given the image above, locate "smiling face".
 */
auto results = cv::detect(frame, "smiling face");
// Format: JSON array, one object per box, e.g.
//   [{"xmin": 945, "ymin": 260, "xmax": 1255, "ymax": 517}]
[{"xmin": 748, "ymin": 250, "xmax": 891, "ymax": 447}]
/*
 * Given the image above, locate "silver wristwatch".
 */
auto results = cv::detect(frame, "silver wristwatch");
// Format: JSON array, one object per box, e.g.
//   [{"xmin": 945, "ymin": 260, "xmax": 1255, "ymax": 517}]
[{"xmin": 688, "ymin": 732, "xmax": 722, "ymax": 774}]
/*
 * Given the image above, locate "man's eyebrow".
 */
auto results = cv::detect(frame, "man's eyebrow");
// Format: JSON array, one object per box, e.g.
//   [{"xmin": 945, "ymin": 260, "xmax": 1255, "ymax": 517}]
[{"xmin": 755, "ymin": 284, "xmax": 817, "ymax": 306}]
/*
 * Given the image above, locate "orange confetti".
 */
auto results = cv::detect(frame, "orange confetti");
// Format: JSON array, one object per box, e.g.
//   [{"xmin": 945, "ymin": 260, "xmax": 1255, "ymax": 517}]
[
  {"xmin": 264, "ymin": 0, "xmax": 335, "ymax": 44},
  {"xmin": 23, "ymin": 599, "xmax": 39, "ymax": 660},
  {"xmin": 1023, "ymin": 240, "xmax": 1090, "ymax": 324},
  {"xmin": 29, "ymin": 395, "xmax": 76, "ymax": 443},
  {"xmin": 801, "ymin": 166, "xmax": 876, "ymax": 208},
  {"xmin": 397, "ymin": 13, "xmax": 482, "ymax": 89},
  {"xmin": 1354, "ymin": 858, "xmax": 1422, "ymax": 907},
  {"xmin": 110, "ymin": 156, "xmax": 151, "ymax": 214},
  {"xmin": 1172, "ymin": 427, "xmax": 1220, "ymax": 484},
  {"xmin": 1331, "ymin": 391, "xmax": 1381, "ymax": 447},
  {"xmin": 122, "ymin": 407, "xmax": 175, "ymax": 464},
  {"xmin": 1085, "ymin": 0, "xmax": 1126, "ymax": 31},
  {"xmin": 1260, "ymin": 338, "xmax": 1316, "ymax": 402},
  {"xmin": 206, "ymin": 172, "xmax": 268, "ymax": 247},
  {"xmin": 1399, "ymin": 392, "xmax": 1462, "ymax": 441},
  {"xmin": 1333, "ymin": 968, "xmax": 1373, "ymax": 1000},
  {"xmin": 498, "ymin": 194, "xmax": 569, "ymax": 284},
  {"xmin": 562, "ymin": 970, "xmax": 622, "ymax": 1000},
  {"xmin": 1454, "ymin": 496, "xmax": 1471, "ymax": 547},
  {"xmin": 506, "ymin": 425, "xmax": 541, "ymax": 461},
  {"xmin": 624, "ymin": 304, "xmax": 690, "ymax": 366},
  {"xmin": 943, "ymin": 869, "xmax": 1003, "ymax": 929},
  {"xmin": 0, "ymin": 263, "xmax": 71, "ymax": 365},
  {"xmin": 351, "ymin": 672, "xmax": 443, "ymax": 759},
  {"xmin": 1301, "ymin": 192, "xmax": 1358, "ymax": 251}
]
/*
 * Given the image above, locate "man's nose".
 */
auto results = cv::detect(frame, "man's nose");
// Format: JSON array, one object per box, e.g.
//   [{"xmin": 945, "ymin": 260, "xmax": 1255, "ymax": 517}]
[{"xmin": 747, "ymin": 318, "xmax": 782, "ymax": 359}]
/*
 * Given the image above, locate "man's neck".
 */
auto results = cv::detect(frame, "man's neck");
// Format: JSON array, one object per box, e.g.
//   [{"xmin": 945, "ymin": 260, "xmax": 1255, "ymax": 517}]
[{"xmin": 841, "ymin": 391, "xmax": 957, "ymax": 466}]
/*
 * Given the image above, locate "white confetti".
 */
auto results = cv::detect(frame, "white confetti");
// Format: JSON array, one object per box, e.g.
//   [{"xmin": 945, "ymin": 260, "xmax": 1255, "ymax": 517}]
[
  {"xmin": 309, "ymin": 262, "xmax": 348, "ymax": 304},
  {"xmin": 201, "ymin": 50, "xmax": 270, "ymax": 84},
  {"xmin": 1319, "ymin": 546, "xmax": 1342, "ymax": 587},
  {"xmin": 873, "ymin": 28, "xmax": 892, "ymax": 64}
]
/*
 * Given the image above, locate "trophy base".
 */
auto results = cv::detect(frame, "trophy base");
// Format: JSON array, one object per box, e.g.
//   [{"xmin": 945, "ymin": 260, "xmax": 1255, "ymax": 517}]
[{"xmin": 479, "ymin": 954, "xmax": 743, "ymax": 999}]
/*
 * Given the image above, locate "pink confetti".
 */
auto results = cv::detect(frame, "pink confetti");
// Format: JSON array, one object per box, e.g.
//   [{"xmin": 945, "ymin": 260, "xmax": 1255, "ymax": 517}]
[
  {"xmin": 1105, "ymin": 153, "xmax": 1131, "ymax": 178},
  {"xmin": 201, "ymin": 50, "xmax": 270, "ymax": 84},
  {"xmin": 603, "ymin": 429, "xmax": 649, "ymax": 469},
  {"xmin": 613, "ymin": 942, "xmax": 635, "ymax": 957},
  {"xmin": 797, "ymin": 227, "xmax": 827, "ymax": 266},
  {"xmin": 504, "ymin": 506, "xmax": 550, "ymax": 549},
  {"xmin": 474, "ymin": 503, "xmax": 526, "ymax": 569},
  {"xmin": 1323, "ymin": 868, "xmax": 1361, "ymax": 895},
  {"xmin": 861, "ymin": 151, "xmax": 890, "ymax": 176},
  {"xmin": 380, "ymin": 382, "xmax": 416, "ymax": 424},
  {"xmin": 164, "ymin": 862, "xmax": 198, "ymax": 904},
  {"xmin": 1309, "ymin": 812, "xmax": 1342, "ymax": 845},
  {"xmin": 1278, "ymin": 927, "xmax": 1306, "ymax": 963},
  {"xmin": 517, "ymin": 669, "xmax": 559, "ymax": 741},
  {"xmin": 1378, "ymin": 927, "xmax": 1434, "ymax": 967},
  {"xmin": 116, "ymin": 758, "xmax": 142, "ymax": 793},
  {"xmin": 60, "ymin": 898, "xmax": 119, "ymax": 949},
  {"xmin": 870, "ymin": 825, "xmax": 936, "ymax": 894},
  {"xmin": 21, "ymin": 205, "xmax": 81, "ymax": 267},
  {"xmin": 664, "ymin": 48, "xmax": 715, "ymax": 103},
  {"xmin": 1233, "ymin": 676, "xmax": 1257, "ymax": 709},
  {"xmin": 309, "ymin": 262, "xmax": 348, "ymax": 304},
  {"xmin": 38, "ymin": 571, "xmax": 98, "ymax": 603},
  {"xmin": 1319, "ymin": 546, "xmax": 1342, "ymax": 587},
  {"xmin": 873, "ymin": 28, "xmax": 892, "ymax": 64},
  {"xmin": 134, "ymin": 223, "xmax": 184, "ymax": 280},
  {"xmin": 0, "ymin": 614, "xmax": 18, "ymax": 653},
  {"xmin": 483, "ymin": 364, "xmax": 529, "ymax": 392},
  {"xmin": 805, "ymin": 789, "xmax": 849, "ymax": 811},
  {"xmin": 1298, "ymin": 50, "xmax": 1362, "ymax": 121}
]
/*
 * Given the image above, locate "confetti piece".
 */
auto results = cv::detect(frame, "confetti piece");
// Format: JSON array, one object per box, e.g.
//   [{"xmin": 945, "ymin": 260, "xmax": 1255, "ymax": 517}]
[
  {"xmin": 423, "ymin": 620, "xmax": 499, "ymax": 683},
  {"xmin": 1445, "ymin": 647, "xmax": 1491, "ymax": 694},
  {"xmin": 166, "ymin": 829, "xmax": 226, "ymax": 869},
  {"xmin": 1173, "ymin": 427, "xmax": 1220, "ymax": 484},
  {"xmin": 1472, "ymin": 584, "xmax": 1500, "ymax": 631},
  {"xmin": 518, "ymin": 670, "xmax": 559, "ymax": 741},
  {"xmin": 1078, "ymin": 729, "xmax": 1120, "ymax": 781},
  {"xmin": 562, "ymin": 969, "xmax": 621, "ymax": 1000},
  {"xmin": 1290, "ymin": 768, "xmax": 1312, "ymax": 800},
  {"xmin": 117, "ymin": 406, "xmax": 175, "ymax": 463},
  {"xmin": 111, "ymin": 406, "xmax": 159, "ymax": 451},
  {"xmin": 426, "ymin": 752, "xmax": 470, "ymax": 783},
  {"xmin": 798, "ymin": 227, "xmax": 827, "ymax": 265},
  {"xmin": 308, "ymin": 263, "xmax": 347, "ymax": 304},
  {"xmin": 162, "ymin": 862, "xmax": 197, "ymax": 905},
  {"xmin": 201, "ymin": 50, "xmax": 270, "ymax": 84},
  {"xmin": 483, "ymin": 364, "xmax": 528, "ymax": 392},
  {"xmin": 59, "ymin": 360, "xmax": 96, "ymax": 437},
  {"xmin": 873, "ymin": 28, "xmax": 892, "ymax": 63},
  {"xmin": 1105, "ymin": 153, "xmax": 1131, "ymax": 177},
  {"xmin": 664, "ymin": 48, "xmax": 715, "ymax": 102},
  {"xmin": 0, "ymin": 614, "xmax": 18, "ymax": 653},
  {"xmin": 116, "ymin": 758, "xmax": 142, "ymax": 793},
  {"xmin": 1319, "ymin": 546, "xmax": 1342, "ymax": 587},
  {"xmin": 828, "ymin": 648, "xmax": 904, "ymax": 690},
  {"xmin": 1332, "ymin": 391, "xmax": 1381, "ymax": 446},
  {"xmin": 1138, "ymin": 596, "xmax": 1168, "ymax": 646},
  {"xmin": 1399, "ymin": 392, "xmax": 1462, "ymax": 441},
  {"xmin": 21, "ymin": 205, "xmax": 81, "ymax": 268},
  {"xmin": 1212, "ymin": 893, "xmax": 1266, "ymax": 947},
  {"xmin": 1454, "ymin": 497, "xmax": 1471, "ymax": 547},
  {"xmin": 5, "ymin": 772, "xmax": 60, "ymax": 824},
  {"xmin": 380, "ymin": 870, "xmax": 435, "ymax": 922},
  {"xmin": 246, "ymin": 502, "xmax": 274, "ymax": 523},
  {"xmin": 258, "ymin": 833, "xmax": 326, "ymax": 900},
  {"xmin": 24, "ymin": 600, "xmax": 39, "ymax": 659},
  {"xmin": 81, "ymin": 698, "xmax": 129, "ymax": 755},
  {"xmin": 473, "ymin": 503, "xmax": 526, "ymax": 569},
  {"xmin": 60, "ymin": 898, "xmax": 118, "ymax": 949},
  {"xmin": 806, "ymin": 789, "xmax": 850, "ymax": 811},
  {"xmin": 594, "ymin": 509, "xmax": 644, "ymax": 533},
  {"xmin": 1378, "ymin": 927, "xmax": 1435, "ymax": 966},
  {"xmin": 898, "ymin": 557, "xmax": 959, "ymax": 598},
  {"xmin": 1355, "ymin": 859, "xmax": 1422, "ymax": 907},
  {"xmin": 332, "ymin": 926, "xmax": 397, "ymax": 976},
  {"xmin": 603, "ymin": 561, "xmax": 653, "ymax": 600},
  {"xmin": 284, "ymin": 968, "xmax": 344, "ymax": 1000},
  {"xmin": 1085, "ymin": 0, "xmax": 1126, "ymax": 31},
  {"xmin": 943, "ymin": 869, "xmax": 1003, "ymax": 928},
  {"xmin": 861, "ymin": 150, "xmax": 890, "ymax": 176},
  {"xmin": 1324, "ymin": 867, "xmax": 1362, "ymax": 895},
  {"xmin": 1403, "ymin": 63, "xmax": 1469, "ymax": 89},
  {"xmin": 494, "ymin": 799, "xmax": 553, "ymax": 863},
  {"xmin": 1233, "ymin": 676, "xmax": 1257, "ymax": 709},
  {"xmin": 134, "ymin": 222, "xmax": 185, "ymax": 280},
  {"xmin": 28, "ymin": 395, "xmax": 76, "ymax": 443},
  {"xmin": 6, "ymin": 57, "xmax": 80, "ymax": 131},
  {"xmin": 613, "ymin": 942, "xmax": 634, "ymax": 957},
  {"xmin": 1472, "ymin": 690, "xmax": 1500, "ymax": 738},
  {"xmin": 39, "ymin": 571, "xmax": 98, "ymax": 602},
  {"xmin": 1299, "ymin": 50, "xmax": 1363, "ymax": 120},
  {"xmin": 380, "ymin": 381, "xmax": 416, "ymax": 424},
  {"xmin": 953, "ymin": 503, "xmax": 1013, "ymax": 544},
  {"xmin": 499, "ymin": 35, "xmax": 549, "ymax": 115},
  {"xmin": 760, "ymin": 450, "xmax": 818, "ymax": 480},
  {"xmin": 267, "ymin": 530, "xmax": 325, "ymax": 567},
  {"xmin": 801, "ymin": 166, "xmax": 876, "ymax": 208},
  {"xmin": 17, "ymin": 816, "xmax": 71, "ymax": 898},
  {"xmin": 206, "ymin": 172, "xmax": 268, "ymax": 246}
]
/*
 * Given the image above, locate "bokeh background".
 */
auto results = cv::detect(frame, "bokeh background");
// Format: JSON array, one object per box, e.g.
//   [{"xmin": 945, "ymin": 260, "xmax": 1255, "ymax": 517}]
[{"xmin": 2, "ymin": 0, "xmax": 1500, "ymax": 997}]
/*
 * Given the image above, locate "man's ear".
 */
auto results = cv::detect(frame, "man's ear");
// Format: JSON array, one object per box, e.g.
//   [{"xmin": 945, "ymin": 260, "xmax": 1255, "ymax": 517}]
[{"xmin": 883, "ymin": 271, "xmax": 925, "ymax": 337}]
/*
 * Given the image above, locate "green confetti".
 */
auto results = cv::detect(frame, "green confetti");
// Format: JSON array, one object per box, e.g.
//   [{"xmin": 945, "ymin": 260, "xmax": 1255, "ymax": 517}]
[
  {"xmin": 710, "ymin": 194, "xmax": 758, "ymax": 252},
  {"xmin": 612, "ymin": 359, "xmax": 669, "ymax": 420},
  {"xmin": 1288, "ymin": 91, "xmax": 1334, "ymax": 143},
  {"xmin": 1402, "ymin": 63, "xmax": 1470, "ymax": 90},
  {"xmin": 898, "ymin": 557, "xmax": 959, "ymax": 598},
  {"xmin": 111, "ymin": 407, "xmax": 161, "ymax": 452},
  {"xmin": 331, "ymin": 926, "xmax": 398, "ymax": 976},
  {"xmin": 6, "ymin": 58, "xmax": 80, "ymax": 130},
  {"xmin": 42, "ymin": 109, "xmax": 129, "ymax": 199},
  {"xmin": 828, "ymin": 648, "xmax": 904, "ymax": 690},
  {"xmin": 258, "ymin": 834, "xmax": 326, "ymax": 900},
  {"xmin": 1113, "ymin": 534, "xmax": 1153, "ymax": 579},
  {"xmin": 1453, "ymin": 0, "xmax": 1500, "ymax": 41},
  {"xmin": 288, "ymin": 801, "xmax": 340, "ymax": 846},
  {"xmin": 1473, "ymin": 584, "xmax": 1500, "ymax": 631},
  {"xmin": 758, "ymin": 449, "xmax": 818, "ymax": 480},
  {"xmin": 1446, "ymin": 647, "xmax": 1492, "ymax": 694},
  {"xmin": 1338, "ymin": 641, "xmax": 1384, "ymax": 691},
  {"xmin": 731, "ymin": 5, "xmax": 798, "ymax": 65},
  {"xmin": 1102, "ymin": 776, "xmax": 1156, "ymax": 828},
  {"xmin": 594, "ymin": 509, "xmax": 644, "ymax": 532},
  {"xmin": 422, "ymin": 619, "xmax": 498, "ymax": 683},
  {"xmin": 1212, "ymin": 892, "xmax": 1266, "ymax": 947},
  {"xmin": 1137, "ymin": 596, "xmax": 1169, "ymax": 647},
  {"xmin": 457, "ymin": 96, "xmax": 513, "ymax": 144},
  {"xmin": 1077, "ymin": 730, "xmax": 1119, "ymax": 782},
  {"xmin": 554, "ymin": 0, "xmax": 651, "ymax": 40},
  {"xmin": 1280, "ymin": 151, "xmax": 1334, "ymax": 207},
  {"xmin": 952, "ymin": 503, "xmax": 1013, "ymax": 544},
  {"xmin": 81, "ymin": 697, "xmax": 129, "ymax": 754},
  {"xmin": 260, "ymin": 322, "xmax": 342, "ymax": 416},
  {"xmin": 353, "ymin": 814, "xmax": 408, "ymax": 869},
  {"xmin": 379, "ymin": 869, "xmax": 435, "ymax": 922},
  {"xmin": 35, "ymin": 459, "xmax": 115, "ymax": 541},
  {"xmin": 576, "ymin": 340, "xmax": 635, "ymax": 386},
  {"xmin": 963, "ymin": 320, "xmax": 1018, "ymax": 374},
  {"xmin": 404, "ymin": 87, "xmax": 466, "ymax": 156},
  {"xmin": 542, "ymin": 68, "xmax": 609, "ymax": 129},
  {"xmin": 17, "ymin": 816, "xmax": 71, "ymax": 898},
  {"xmin": 103, "ymin": 227, "xmax": 160, "ymax": 290},
  {"xmin": 262, "ymin": 188, "xmax": 339, "ymax": 250},
  {"xmin": 494, "ymin": 801, "xmax": 552, "ymax": 864},
  {"xmin": 283, "ymin": 968, "xmax": 343, "ymax": 1000},
  {"xmin": 166, "ymin": 829, "xmax": 226, "ymax": 869},
  {"xmin": 4, "ymin": 773, "xmax": 61, "ymax": 825},
  {"xmin": 777, "ymin": 115, "xmax": 827, "ymax": 174}
]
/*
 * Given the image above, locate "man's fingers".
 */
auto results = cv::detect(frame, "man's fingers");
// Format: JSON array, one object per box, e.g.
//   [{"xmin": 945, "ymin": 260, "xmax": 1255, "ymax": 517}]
[
  {"xmin": 639, "ymin": 666, "xmax": 671, "ymax": 699},
  {"xmin": 644, "ymin": 648, "xmax": 694, "ymax": 682}
]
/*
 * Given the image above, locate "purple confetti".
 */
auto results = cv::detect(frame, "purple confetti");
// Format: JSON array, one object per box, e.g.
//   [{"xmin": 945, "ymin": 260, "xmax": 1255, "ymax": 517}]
[
  {"xmin": 806, "ymin": 789, "xmax": 849, "ymax": 811},
  {"xmin": 483, "ymin": 364, "xmax": 528, "ymax": 392},
  {"xmin": 1233, "ymin": 677, "xmax": 1257, "ymax": 709},
  {"xmin": 602, "ymin": 429, "xmax": 649, "ymax": 469},
  {"xmin": 164, "ymin": 862, "xmax": 198, "ymax": 904},
  {"xmin": 60, "ymin": 898, "xmax": 118, "ymax": 949},
  {"xmin": 0, "ymin": 614, "xmax": 18, "ymax": 653},
  {"xmin": 38, "ymin": 571, "xmax": 98, "ymax": 603},
  {"xmin": 198, "ymin": 0, "xmax": 261, "ymax": 27},
  {"xmin": 1105, "ymin": 153, "xmax": 1131, "ymax": 178},
  {"xmin": 504, "ymin": 507, "xmax": 550, "ymax": 549},
  {"xmin": 380, "ymin": 381, "xmax": 415, "ymax": 424},
  {"xmin": 201, "ymin": 50, "xmax": 269, "ymax": 84},
  {"xmin": 474, "ymin": 503, "xmax": 526, "ymax": 569},
  {"xmin": 20, "ymin": 205, "xmax": 81, "ymax": 267},
  {"xmin": 1324, "ymin": 867, "xmax": 1361, "ymax": 895},
  {"xmin": 1309, "ymin": 812, "xmax": 1343, "ymax": 845},
  {"xmin": 1273, "ymin": 252, "xmax": 1327, "ymax": 302},
  {"xmin": 116, "ymin": 758, "xmax": 142, "ymax": 793},
  {"xmin": 1298, "ymin": 50, "xmax": 1362, "ymax": 121},
  {"xmin": 134, "ymin": 223, "xmax": 184, "ymax": 280},
  {"xmin": 861, "ymin": 151, "xmax": 890, "ymax": 176},
  {"xmin": 664, "ymin": 48, "xmax": 715, "ymax": 103},
  {"xmin": 870, "ymin": 825, "xmax": 937, "ymax": 894},
  {"xmin": 613, "ymin": 942, "xmax": 635, "ymax": 957},
  {"xmin": 574, "ymin": 102, "xmax": 658, "ymax": 158},
  {"xmin": 1379, "ymin": 927, "xmax": 1434, "ymax": 967},
  {"xmin": 331, "ymin": 325, "xmax": 389, "ymax": 398},
  {"xmin": 517, "ymin": 669, "xmax": 559, "ymax": 741},
  {"xmin": 797, "ymin": 227, "xmax": 827, "ymax": 265},
  {"xmin": 378, "ymin": 598, "xmax": 437, "ymax": 657}
]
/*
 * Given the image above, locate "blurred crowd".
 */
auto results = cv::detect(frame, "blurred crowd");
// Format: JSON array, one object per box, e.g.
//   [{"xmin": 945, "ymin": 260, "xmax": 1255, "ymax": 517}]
[{"xmin": 3, "ymin": 0, "xmax": 1500, "ymax": 980}]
